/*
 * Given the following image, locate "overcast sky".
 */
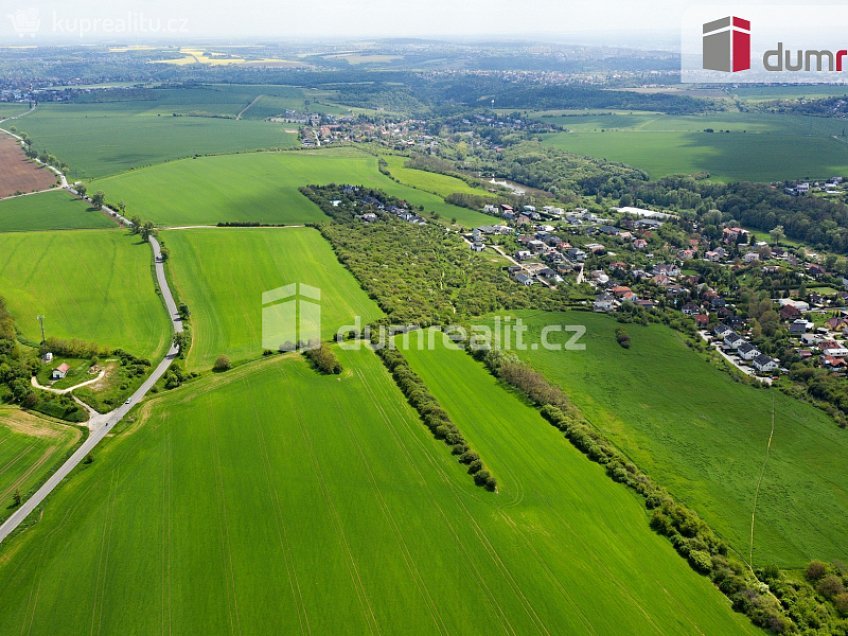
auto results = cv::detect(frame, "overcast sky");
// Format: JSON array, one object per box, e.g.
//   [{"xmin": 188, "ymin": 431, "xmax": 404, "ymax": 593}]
[{"xmin": 2, "ymin": 0, "xmax": 843, "ymax": 45}]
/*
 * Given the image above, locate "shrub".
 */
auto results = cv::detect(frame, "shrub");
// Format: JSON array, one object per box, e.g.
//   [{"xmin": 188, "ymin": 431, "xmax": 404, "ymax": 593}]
[
  {"xmin": 816, "ymin": 574, "xmax": 845, "ymax": 600},
  {"xmin": 805, "ymin": 560, "xmax": 828, "ymax": 582},
  {"xmin": 213, "ymin": 355, "xmax": 232, "ymax": 372}
]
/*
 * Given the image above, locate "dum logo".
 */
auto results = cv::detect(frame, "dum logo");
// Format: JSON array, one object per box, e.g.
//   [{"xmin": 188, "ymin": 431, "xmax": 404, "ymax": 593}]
[
  {"xmin": 702, "ymin": 16, "xmax": 751, "ymax": 72},
  {"xmin": 262, "ymin": 283, "xmax": 321, "ymax": 352}
]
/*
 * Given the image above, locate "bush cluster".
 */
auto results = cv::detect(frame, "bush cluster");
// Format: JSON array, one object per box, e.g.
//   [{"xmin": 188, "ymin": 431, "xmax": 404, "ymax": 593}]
[{"xmin": 302, "ymin": 343, "xmax": 342, "ymax": 375}]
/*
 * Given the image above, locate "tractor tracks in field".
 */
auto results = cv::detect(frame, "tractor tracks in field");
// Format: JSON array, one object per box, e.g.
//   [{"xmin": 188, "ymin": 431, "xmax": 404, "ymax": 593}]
[{"xmin": 749, "ymin": 397, "xmax": 776, "ymax": 567}]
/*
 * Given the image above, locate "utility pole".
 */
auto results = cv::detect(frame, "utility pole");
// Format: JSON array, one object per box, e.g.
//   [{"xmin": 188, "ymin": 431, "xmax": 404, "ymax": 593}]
[{"xmin": 36, "ymin": 315, "xmax": 45, "ymax": 343}]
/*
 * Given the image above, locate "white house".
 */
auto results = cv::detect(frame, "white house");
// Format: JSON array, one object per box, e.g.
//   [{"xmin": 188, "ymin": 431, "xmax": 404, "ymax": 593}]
[
  {"xmin": 752, "ymin": 354, "xmax": 779, "ymax": 374},
  {"xmin": 51, "ymin": 363, "xmax": 70, "ymax": 380}
]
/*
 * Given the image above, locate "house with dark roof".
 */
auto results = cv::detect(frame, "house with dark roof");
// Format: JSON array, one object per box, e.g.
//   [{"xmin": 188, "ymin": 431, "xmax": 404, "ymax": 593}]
[{"xmin": 752, "ymin": 354, "xmax": 779, "ymax": 374}]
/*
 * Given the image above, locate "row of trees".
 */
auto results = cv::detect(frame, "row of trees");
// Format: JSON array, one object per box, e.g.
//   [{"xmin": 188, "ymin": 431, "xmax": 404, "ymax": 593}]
[
  {"xmin": 376, "ymin": 347, "xmax": 496, "ymax": 492},
  {"xmin": 470, "ymin": 344, "xmax": 842, "ymax": 634}
]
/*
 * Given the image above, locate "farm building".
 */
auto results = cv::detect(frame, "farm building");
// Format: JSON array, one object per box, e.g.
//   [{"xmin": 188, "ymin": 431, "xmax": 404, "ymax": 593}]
[{"xmin": 52, "ymin": 363, "xmax": 70, "ymax": 380}]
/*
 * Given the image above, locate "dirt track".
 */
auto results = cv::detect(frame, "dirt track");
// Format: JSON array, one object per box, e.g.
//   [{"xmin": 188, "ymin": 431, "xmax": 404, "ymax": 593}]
[{"xmin": 0, "ymin": 136, "xmax": 56, "ymax": 198}]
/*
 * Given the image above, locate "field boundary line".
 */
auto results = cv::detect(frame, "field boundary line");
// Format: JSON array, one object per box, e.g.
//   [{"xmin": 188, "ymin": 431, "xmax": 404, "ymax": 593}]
[{"xmin": 749, "ymin": 397, "xmax": 776, "ymax": 567}]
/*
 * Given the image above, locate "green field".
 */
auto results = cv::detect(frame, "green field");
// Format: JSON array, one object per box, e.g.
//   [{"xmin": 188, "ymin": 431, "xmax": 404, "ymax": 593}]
[
  {"xmin": 163, "ymin": 227, "xmax": 383, "ymax": 370},
  {"xmin": 0, "ymin": 103, "xmax": 29, "ymax": 120},
  {"xmin": 0, "ymin": 348, "xmax": 755, "ymax": 633},
  {"xmin": 2, "ymin": 102, "xmax": 298, "ymax": 179},
  {"xmin": 0, "ymin": 230, "xmax": 170, "ymax": 358},
  {"xmin": 379, "ymin": 155, "xmax": 496, "ymax": 226},
  {"xmin": 540, "ymin": 110, "xmax": 848, "ymax": 181},
  {"xmin": 483, "ymin": 310, "xmax": 848, "ymax": 567},
  {"xmin": 0, "ymin": 190, "xmax": 115, "ymax": 232},
  {"xmin": 381, "ymin": 154, "xmax": 482, "ymax": 196},
  {"xmin": 92, "ymin": 148, "xmax": 492, "ymax": 227},
  {"xmin": 0, "ymin": 406, "xmax": 81, "ymax": 521}
]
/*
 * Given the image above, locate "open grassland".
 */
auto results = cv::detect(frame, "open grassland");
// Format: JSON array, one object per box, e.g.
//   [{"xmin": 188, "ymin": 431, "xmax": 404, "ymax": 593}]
[
  {"xmin": 0, "ymin": 135, "xmax": 57, "ymax": 197},
  {"xmin": 2, "ymin": 102, "xmax": 297, "ymax": 179},
  {"xmin": 0, "ymin": 190, "xmax": 115, "ymax": 232},
  {"xmin": 0, "ymin": 349, "xmax": 755, "ymax": 634},
  {"xmin": 539, "ymin": 110, "xmax": 848, "ymax": 181},
  {"xmin": 381, "ymin": 154, "xmax": 482, "ymax": 197},
  {"xmin": 379, "ymin": 155, "xmax": 495, "ymax": 227},
  {"xmin": 0, "ymin": 230, "xmax": 170, "ymax": 359},
  {"xmin": 0, "ymin": 406, "xmax": 81, "ymax": 522},
  {"xmin": 484, "ymin": 310, "xmax": 848, "ymax": 567},
  {"xmin": 163, "ymin": 227, "xmax": 383, "ymax": 371},
  {"xmin": 93, "ymin": 148, "xmax": 492, "ymax": 227}
]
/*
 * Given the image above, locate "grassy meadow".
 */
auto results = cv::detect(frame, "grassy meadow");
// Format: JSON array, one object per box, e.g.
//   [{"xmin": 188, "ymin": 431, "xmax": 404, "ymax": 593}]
[
  {"xmin": 380, "ymin": 154, "xmax": 482, "ymax": 197},
  {"xmin": 539, "ymin": 110, "xmax": 848, "ymax": 181},
  {"xmin": 482, "ymin": 310, "xmax": 848, "ymax": 568},
  {"xmin": 2, "ymin": 102, "xmax": 298, "ymax": 179},
  {"xmin": 0, "ymin": 190, "xmax": 115, "ymax": 233},
  {"xmin": 0, "ymin": 406, "xmax": 82, "ymax": 522},
  {"xmin": 0, "ymin": 348, "xmax": 755, "ymax": 634},
  {"xmin": 162, "ymin": 227, "xmax": 383, "ymax": 371},
  {"xmin": 0, "ymin": 229, "xmax": 170, "ymax": 359},
  {"xmin": 92, "ymin": 148, "xmax": 492, "ymax": 227}
]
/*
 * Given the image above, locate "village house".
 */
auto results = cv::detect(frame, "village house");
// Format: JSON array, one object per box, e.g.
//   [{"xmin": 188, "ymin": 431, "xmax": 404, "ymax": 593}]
[
  {"xmin": 51, "ymin": 363, "xmax": 70, "ymax": 380},
  {"xmin": 723, "ymin": 332, "xmax": 744, "ymax": 350},
  {"xmin": 593, "ymin": 294, "xmax": 618, "ymax": 313},
  {"xmin": 752, "ymin": 354, "xmax": 779, "ymax": 374},
  {"xmin": 737, "ymin": 342, "xmax": 761, "ymax": 361}
]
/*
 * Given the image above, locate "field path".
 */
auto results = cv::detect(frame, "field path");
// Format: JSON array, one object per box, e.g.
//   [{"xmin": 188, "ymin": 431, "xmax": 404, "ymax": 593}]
[
  {"xmin": 30, "ymin": 370, "xmax": 106, "ymax": 395},
  {"xmin": 235, "ymin": 95, "xmax": 263, "ymax": 120},
  {"xmin": 0, "ymin": 234, "xmax": 184, "ymax": 545}
]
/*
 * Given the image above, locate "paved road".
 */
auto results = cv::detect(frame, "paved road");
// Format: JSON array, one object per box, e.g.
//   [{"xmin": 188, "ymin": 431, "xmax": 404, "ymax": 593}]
[{"xmin": 0, "ymin": 235, "xmax": 183, "ymax": 544}]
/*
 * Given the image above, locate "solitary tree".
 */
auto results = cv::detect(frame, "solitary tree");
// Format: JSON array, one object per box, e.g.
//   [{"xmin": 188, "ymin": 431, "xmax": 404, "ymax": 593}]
[
  {"xmin": 12, "ymin": 489, "xmax": 21, "ymax": 507},
  {"xmin": 213, "ymin": 355, "xmax": 232, "ymax": 372},
  {"xmin": 769, "ymin": 225, "xmax": 785, "ymax": 246},
  {"xmin": 76, "ymin": 183, "xmax": 87, "ymax": 197},
  {"xmin": 91, "ymin": 191, "xmax": 105, "ymax": 210}
]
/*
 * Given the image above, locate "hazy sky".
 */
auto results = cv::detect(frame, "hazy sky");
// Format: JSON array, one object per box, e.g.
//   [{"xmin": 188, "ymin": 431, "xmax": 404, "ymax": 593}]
[{"xmin": 2, "ymin": 0, "xmax": 844, "ymax": 45}]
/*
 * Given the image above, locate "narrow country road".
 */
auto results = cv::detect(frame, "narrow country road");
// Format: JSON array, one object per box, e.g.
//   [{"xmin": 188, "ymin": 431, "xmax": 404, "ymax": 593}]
[{"xmin": 0, "ymin": 234, "xmax": 183, "ymax": 545}]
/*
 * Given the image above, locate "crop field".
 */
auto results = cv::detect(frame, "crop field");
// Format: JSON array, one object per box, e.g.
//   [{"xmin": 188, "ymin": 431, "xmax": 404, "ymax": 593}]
[
  {"xmin": 482, "ymin": 310, "xmax": 848, "ymax": 567},
  {"xmin": 162, "ymin": 227, "xmax": 383, "ymax": 371},
  {"xmin": 0, "ymin": 406, "xmax": 81, "ymax": 522},
  {"xmin": 0, "ymin": 103, "xmax": 29, "ymax": 119},
  {"xmin": 0, "ymin": 135, "xmax": 57, "ymax": 197},
  {"xmin": 2, "ymin": 102, "xmax": 298, "ymax": 179},
  {"xmin": 0, "ymin": 190, "xmax": 115, "ymax": 232},
  {"xmin": 0, "ymin": 348, "xmax": 754, "ymax": 634},
  {"xmin": 0, "ymin": 230, "xmax": 170, "ymax": 359},
  {"xmin": 380, "ymin": 154, "xmax": 482, "ymax": 197},
  {"xmin": 539, "ymin": 110, "xmax": 848, "ymax": 181},
  {"xmin": 93, "ymin": 148, "xmax": 492, "ymax": 227}
]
